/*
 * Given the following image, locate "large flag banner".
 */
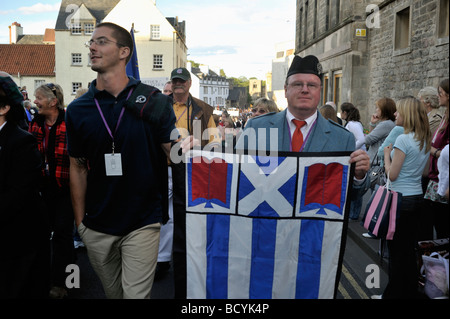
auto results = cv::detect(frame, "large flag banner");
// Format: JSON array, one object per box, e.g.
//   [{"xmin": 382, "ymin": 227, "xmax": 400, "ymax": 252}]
[
  {"xmin": 185, "ymin": 150, "xmax": 353, "ymax": 299},
  {"xmin": 126, "ymin": 26, "xmax": 140, "ymax": 80}
]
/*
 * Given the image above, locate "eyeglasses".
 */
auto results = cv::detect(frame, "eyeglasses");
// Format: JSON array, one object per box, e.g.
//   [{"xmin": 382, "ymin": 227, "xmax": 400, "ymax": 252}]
[
  {"xmin": 172, "ymin": 78, "xmax": 187, "ymax": 84},
  {"xmin": 85, "ymin": 37, "xmax": 125, "ymax": 48},
  {"xmin": 46, "ymin": 83, "xmax": 57, "ymax": 97},
  {"xmin": 252, "ymin": 108, "xmax": 267, "ymax": 114},
  {"xmin": 288, "ymin": 82, "xmax": 321, "ymax": 91}
]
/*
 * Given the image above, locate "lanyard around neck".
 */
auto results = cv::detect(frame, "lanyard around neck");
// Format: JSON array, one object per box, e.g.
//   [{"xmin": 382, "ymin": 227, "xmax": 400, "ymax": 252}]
[
  {"xmin": 94, "ymin": 88, "xmax": 134, "ymax": 152},
  {"xmin": 287, "ymin": 117, "xmax": 317, "ymax": 152},
  {"xmin": 175, "ymin": 97, "xmax": 192, "ymax": 133}
]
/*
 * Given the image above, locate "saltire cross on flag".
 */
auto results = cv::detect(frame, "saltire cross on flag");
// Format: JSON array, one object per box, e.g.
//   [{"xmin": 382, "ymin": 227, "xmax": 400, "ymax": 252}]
[
  {"xmin": 185, "ymin": 150, "xmax": 353, "ymax": 299},
  {"xmin": 126, "ymin": 25, "xmax": 140, "ymax": 80}
]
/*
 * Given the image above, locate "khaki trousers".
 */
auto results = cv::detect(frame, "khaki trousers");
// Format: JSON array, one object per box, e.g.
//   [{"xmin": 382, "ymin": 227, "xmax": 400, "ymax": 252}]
[{"xmin": 78, "ymin": 222, "xmax": 160, "ymax": 299}]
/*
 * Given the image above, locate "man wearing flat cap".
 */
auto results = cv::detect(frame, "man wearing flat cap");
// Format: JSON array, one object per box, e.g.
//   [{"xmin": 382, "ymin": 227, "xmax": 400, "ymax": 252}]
[
  {"xmin": 167, "ymin": 67, "xmax": 220, "ymax": 298},
  {"xmin": 169, "ymin": 67, "xmax": 218, "ymax": 146},
  {"xmin": 236, "ymin": 55, "xmax": 370, "ymax": 183}
]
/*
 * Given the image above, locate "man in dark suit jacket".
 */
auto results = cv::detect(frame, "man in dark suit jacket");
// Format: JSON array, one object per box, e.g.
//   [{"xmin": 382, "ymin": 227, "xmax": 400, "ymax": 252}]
[
  {"xmin": 0, "ymin": 71, "xmax": 50, "ymax": 298},
  {"xmin": 236, "ymin": 55, "xmax": 370, "ymax": 186}
]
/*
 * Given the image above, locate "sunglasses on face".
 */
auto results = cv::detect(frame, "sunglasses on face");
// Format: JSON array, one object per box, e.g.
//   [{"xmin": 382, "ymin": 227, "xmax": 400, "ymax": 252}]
[
  {"xmin": 172, "ymin": 78, "xmax": 187, "ymax": 84},
  {"xmin": 252, "ymin": 108, "xmax": 267, "ymax": 114}
]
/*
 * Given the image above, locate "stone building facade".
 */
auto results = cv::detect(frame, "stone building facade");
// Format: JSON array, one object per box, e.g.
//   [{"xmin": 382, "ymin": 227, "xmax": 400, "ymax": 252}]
[{"xmin": 295, "ymin": 0, "xmax": 449, "ymax": 127}]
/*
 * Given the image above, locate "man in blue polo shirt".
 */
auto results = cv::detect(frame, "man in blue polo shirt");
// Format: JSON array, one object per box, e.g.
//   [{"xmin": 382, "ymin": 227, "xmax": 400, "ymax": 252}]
[{"xmin": 66, "ymin": 22, "xmax": 176, "ymax": 299}]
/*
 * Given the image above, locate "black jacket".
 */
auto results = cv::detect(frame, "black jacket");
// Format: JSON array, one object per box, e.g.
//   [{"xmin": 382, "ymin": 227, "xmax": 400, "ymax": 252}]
[{"xmin": 0, "ymin": 122, "xmax": 49, "ymax": 250}]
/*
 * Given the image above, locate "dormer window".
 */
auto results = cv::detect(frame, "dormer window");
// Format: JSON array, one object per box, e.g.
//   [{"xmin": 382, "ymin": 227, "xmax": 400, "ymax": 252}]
[
  {"xmin": 84, "ymin": 23, "xmax": 94, "ymax": 34},
  {"xmin": 71, "ymin": 23, "xmax": 82, "ymax": 35}
]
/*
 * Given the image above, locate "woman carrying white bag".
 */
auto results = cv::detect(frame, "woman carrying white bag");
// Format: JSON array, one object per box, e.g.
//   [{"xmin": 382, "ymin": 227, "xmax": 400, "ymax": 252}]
[{"xmin": 372, "ymin": 97, "xmax": 431, "ymax": 299}]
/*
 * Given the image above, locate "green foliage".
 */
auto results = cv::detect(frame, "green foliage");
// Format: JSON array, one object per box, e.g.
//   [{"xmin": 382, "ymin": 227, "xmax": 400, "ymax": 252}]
[{"xmin": 229, "ymin": 76, "xmax": 249, "ymax": 87}]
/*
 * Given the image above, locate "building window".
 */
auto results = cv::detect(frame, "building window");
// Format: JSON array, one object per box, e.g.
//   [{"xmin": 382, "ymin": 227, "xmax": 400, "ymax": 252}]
[
  {"xmin": 84, "ymin": 23, "xmax": 95, "ymax": 34},
  {"xmin": 313, "ymin": 0, "xmax": 318, "ymax": 38},
  {"xmin": 437, "ymin": 0, "xmax": 449, "ymax": 40},
  {"xmin": 71, "ymin": 53, "xmax": 82, "ymax": 65},
  {"xmin": 323, "ymin": 74, "xmax": 329, "ymax": 104},
  {"xmin": 326, "ymin": 0, "xmax": 340, "ymax": 29},
  {"xmin": 34, "ymin": 80, "xmax": 45, "ymax": 91},
  {"xmin": 299, "ymin": 7, "xmax": 303, "ymax": 45},
  {"xmin": 394, "ymin": 5, "xmax": 411, "ymax": 54},
  {"xmin": 333, "ymin": 72, "xmax": 342, "ymax": 109},
  {"xmin": 72, "ymin": 82, "xmax": 82, "ymax": 95},
  {"xmin": 150, "ymin": 25, "xmax": 160, "ymax": 40},
  {"xmin": 153, "ymin": 54, "xmax": 163, "ymax": 69},
  {"xmin": 71, "ymin": 23, "xmax": 81, "ymax": 35},
  {"xmin": 304, "ymin": 1, "xmax": 309, "ymax": 45},
  {"xmin": 335, "ymin": 0, "xmax": 341, "ymax": 26}
]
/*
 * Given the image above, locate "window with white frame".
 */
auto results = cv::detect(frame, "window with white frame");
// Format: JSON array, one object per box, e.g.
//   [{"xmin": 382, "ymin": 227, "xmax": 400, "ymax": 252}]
[
  {"xmin": 71, "ymin": 53, "xmax": 82, "ymax": 65},
  {"xmin": 150, "ymin": 25, "xmax": 160, "ymax": 40},
  {"xmin": 72, "ymin": 82, "xmax": 82, "ymax": 95},
  {"xmin": 34, "ymin": 80, "xmax": 45, "ymax": 91},
  {"xmin": 84, "ymin": 23, "xmax": 95, "ymax": 34},
  {"xmin": 71, "ymin": 23, "xmax": 82, "ymax": 35},
  {"xmin": 153, "ymin": 54, "xmax": 163, "ymax": 69}
]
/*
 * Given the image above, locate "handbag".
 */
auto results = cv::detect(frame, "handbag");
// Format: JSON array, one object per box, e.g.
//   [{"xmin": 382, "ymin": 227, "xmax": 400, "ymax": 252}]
[
  {"xmin": 368, "ymin": 156, "xmax": 386, "ymax": 188},
  {"xmin": 363, "ymin": 172, "xmax": 402, "ymax": 240},
  {"xmin": 421, "ymin": 252, "xmax": 449, "ymax": 299}
]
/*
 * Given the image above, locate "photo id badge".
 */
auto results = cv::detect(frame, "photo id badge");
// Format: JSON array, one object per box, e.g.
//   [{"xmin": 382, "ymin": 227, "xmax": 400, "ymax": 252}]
[{"xmin": 105, "ymin": 153, "xmax": 123, "ymax": 176}]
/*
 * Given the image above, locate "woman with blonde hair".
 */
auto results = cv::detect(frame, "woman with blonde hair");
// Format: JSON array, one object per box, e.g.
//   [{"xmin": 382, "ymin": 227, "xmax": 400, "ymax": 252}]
[
  {"xmin": 251, "ymin": 98, "xmax": 278, "ymax": 118},
  {"xmin": 375, "ymin": 97, "xmax": 431, "ymax": 299}
]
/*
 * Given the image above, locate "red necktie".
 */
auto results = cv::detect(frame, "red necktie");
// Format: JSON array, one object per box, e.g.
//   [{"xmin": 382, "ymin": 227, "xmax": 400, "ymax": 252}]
[{"xmin": 292, "ymin": 119, "xmax": 306, "ymax": 152}]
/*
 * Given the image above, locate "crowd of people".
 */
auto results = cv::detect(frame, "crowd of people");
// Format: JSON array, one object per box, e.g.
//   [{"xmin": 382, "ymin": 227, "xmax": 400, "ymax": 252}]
[
  {"xmin": 0, "ymin": 22, "xmax": 448, "ymax": 300},
  {"xmin": 319, "ymin": 81, "xmax": 449, "ymax": 299}
]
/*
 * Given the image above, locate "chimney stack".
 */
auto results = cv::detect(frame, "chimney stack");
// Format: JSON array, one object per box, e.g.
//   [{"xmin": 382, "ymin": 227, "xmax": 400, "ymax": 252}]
[{"xmin": 9, "ymin": 22, "xmax": 23, "ymax": 44}]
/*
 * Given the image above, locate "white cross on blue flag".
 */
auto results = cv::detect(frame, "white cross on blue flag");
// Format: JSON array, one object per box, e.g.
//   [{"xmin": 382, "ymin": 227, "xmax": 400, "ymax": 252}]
[{"xmin": 185, "ymin": 150, "xmax": 352, "ymax": 299}]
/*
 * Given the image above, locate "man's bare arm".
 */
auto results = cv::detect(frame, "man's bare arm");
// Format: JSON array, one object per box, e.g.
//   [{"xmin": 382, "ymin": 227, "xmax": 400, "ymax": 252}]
[{"xmin": 70, "ymin": 156, "xmax": 88, "ymax": 227}]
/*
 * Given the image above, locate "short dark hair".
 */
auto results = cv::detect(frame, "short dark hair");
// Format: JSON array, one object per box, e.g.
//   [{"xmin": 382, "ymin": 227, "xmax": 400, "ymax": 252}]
[{"xmin": 95, "ymin": 22, "xmax": 134, "ymax": 64}]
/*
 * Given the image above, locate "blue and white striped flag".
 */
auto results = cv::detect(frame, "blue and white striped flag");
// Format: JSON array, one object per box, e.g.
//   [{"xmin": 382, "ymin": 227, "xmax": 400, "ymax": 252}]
[{"xmin": 185, "ymin": 150, "xmax": 352, "ymax": 299}]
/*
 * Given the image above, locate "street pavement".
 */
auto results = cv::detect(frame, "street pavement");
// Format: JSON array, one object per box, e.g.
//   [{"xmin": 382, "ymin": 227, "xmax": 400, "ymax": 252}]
[
  {"xmin": 63, "ymin": 191, "xmax": 391, "ymax": 300},
  {"xmin": 66, "ymin": 231, "xmax": 386, "ymax": 300},
  {"xmin": 67, "ymin": 245, "xmax": 174, "ymax": 299},
  {"xmin": 66, "ymin": 213, "xmax": 388, "ymax": 300}
]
